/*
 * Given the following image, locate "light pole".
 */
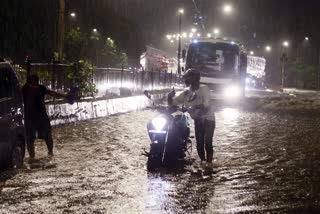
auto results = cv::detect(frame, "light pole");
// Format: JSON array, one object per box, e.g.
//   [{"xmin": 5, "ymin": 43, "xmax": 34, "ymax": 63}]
[
  {"xmin": 177, "ymin": 9, "xmax": 184, "ymax": 74},
  {"xmin": 281, "ymin": 41, "xmax": 289, "ymax": 89},
  {"xmin": 57, "ymin": 0, "xmax": 65, "ymax": 62},
  {"xmin": 92, "ymin": 28, "xmax": 99, "ymax": 65}
]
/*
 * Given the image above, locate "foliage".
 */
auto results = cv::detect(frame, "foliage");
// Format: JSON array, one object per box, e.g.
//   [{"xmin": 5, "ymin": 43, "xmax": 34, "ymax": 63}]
[
  {"xmin": 64, "ymin": 28, "xmax": 88, "ymax": 62},
  {"xmin": 67, "ymin": 60, "xmax": 97, "ymax": 97},
  {"xmin": 64, "ymin": 28, "xmax": 128, "ymax": 67},
  {"xmin": 289, "ymin": 59, "xmax": 317, "ymax": 89},
  {"xmin": 101, "ymin": 37, "xmax": 128, "ymax": 67}
]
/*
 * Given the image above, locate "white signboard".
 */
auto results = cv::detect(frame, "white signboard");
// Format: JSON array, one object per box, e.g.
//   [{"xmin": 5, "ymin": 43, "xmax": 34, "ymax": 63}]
[{"xmin": 247, "ymin": 56, "xmax": 266, "ymax": 79}]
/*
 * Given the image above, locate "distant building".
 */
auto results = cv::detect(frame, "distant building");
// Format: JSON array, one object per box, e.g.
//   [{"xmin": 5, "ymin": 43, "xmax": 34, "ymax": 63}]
[{"xmin": 140, "ymin": 46, "xmax": 177, "ymax": 73}]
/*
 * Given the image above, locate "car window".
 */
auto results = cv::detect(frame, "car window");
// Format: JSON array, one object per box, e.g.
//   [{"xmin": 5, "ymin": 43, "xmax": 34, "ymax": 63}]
[{"xmin": 0, "ymin": 68, "xmax": 14, "ymax": 99}]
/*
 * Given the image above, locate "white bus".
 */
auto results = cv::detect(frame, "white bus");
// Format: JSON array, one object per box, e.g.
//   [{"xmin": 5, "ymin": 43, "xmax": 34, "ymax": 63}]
[{"xmin": 182, "ymin": 39, "xmax": 247, "ymax": 100}]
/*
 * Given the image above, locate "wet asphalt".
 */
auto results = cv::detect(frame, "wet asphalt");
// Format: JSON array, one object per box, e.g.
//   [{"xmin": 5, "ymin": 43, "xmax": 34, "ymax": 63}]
[{"xmin": 1, "ymin": 107, "xmax": 320, "ymax": 213}]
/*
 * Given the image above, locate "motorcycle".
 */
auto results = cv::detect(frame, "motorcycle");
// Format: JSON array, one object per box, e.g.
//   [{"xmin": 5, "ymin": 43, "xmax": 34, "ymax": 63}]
[{"xmin": 143, "ymin": 90, "xmax": 192, "ymax": 171}]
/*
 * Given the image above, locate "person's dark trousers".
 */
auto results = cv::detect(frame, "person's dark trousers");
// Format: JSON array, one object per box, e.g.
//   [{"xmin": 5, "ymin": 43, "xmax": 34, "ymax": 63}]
[
  {"xmin": 194, "ymin": 119, "xmax": 215, "ymax": 162},
  {"xmin": 45, "ymin": 131, "xmax": 54, "ymax": 155},
  {"xmin": 26, "ymin": 138, "xmax": 35, "ymax": 158},
  {"xmin": 25, "ymin": 118, "xmax": 53, "ymax": 157}
]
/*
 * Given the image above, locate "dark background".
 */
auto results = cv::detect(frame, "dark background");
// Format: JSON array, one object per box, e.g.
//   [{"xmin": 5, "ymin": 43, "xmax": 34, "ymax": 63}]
[{"xmin": 1, "ymin": 0, "xmax": 320, "ymax": 84}]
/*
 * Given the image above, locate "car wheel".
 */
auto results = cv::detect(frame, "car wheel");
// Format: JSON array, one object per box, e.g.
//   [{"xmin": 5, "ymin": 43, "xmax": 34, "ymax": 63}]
[{"xmin": 11, "ymin": 139, "xmax": 25, "ymax": 169}]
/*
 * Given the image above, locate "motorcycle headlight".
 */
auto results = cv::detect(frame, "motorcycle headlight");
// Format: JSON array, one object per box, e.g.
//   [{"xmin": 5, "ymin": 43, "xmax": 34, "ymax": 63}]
[
  {"xmin": 223, "ymin": 85, "xmax": 242, "ymax": 99},
  {"xmin": 152, "ymin": 117, "xmax": 167, "ymax": 130}
]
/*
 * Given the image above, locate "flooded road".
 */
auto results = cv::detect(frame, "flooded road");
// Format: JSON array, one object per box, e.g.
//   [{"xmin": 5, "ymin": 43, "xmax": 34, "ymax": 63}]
[{"xmin": 1, "ymin": 108, "xmax": 320, "ymax": 213}]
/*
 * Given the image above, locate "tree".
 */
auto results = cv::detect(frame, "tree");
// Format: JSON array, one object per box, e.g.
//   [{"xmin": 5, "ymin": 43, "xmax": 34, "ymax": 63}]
[
  {"xmin": 289, "ymin": 59, "xmax": 317, "ymax": 89},
  {"xmin": 101, "ymin": 37, "xmax": 128, "ymax": 67},
  {"xmin": 68, "ymin": 60, "xmax": 97, "ymax": 97},
  {"xmin": 64, "ymin": 27, "xmax": 88, "ymax": 62}
]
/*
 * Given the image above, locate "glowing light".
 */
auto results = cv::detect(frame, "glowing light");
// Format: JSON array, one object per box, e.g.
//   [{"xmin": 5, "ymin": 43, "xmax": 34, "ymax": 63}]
[
  {"xmin": 193, "ymin": 39, "xmax": 198, "ymax": 44},
  {"xmin": 93, "ymin": 28, "xmax": 97, "ymax": 32},
  {"xmin": 213, "ymin": 28, "xmax": 220, "ymax": 35},
  {"xmin": 170, "ymin": 40, "xmax": 174, "ymax": 43},
  {"xmin": 223, "ymin": 4, "xmax": 233, "ymax": 14},
  {"xmin": 191, "ymin": 28, "xmax": 197, "ymax": 33},
  {"xmin": 305, "ymin": 37, "xmax": 309, "ymax": 41},
  {"xmin": 152, "ymin": 117, "xmax": 167, "ymax": 130},
  {"xmin": 166, "ymin": 35, "xmax": 172, "ymax": 40},
  {"xmin": 223, "ymin": 85, "xmax": 241, "ymax": 99},
  {"xmin": 70, "ymin": 12, "xmax": 76, "ymax": 17},
  {"xmin": 283, "ymin": 41, "xmax": 289, "ymax": 47},
  {"xmin": 265, "ymin": 46, "xmax": 271, "ymax": 52},
  {"xmin": 178, "ymin": 9, "xmax": 184, "ymax": 14},
  {"xmin": 207, "ymin": 33, "xmax": 212, "ymax": 38},
  {"xmin": 182, "ymin": 32, "xmax": 187, "ymax": 38},
  {"xmin": 250, "ymin": 51, "xmax": 254, "ymax": 55},
  {"xmin": 197, "ymin": 33, "xmax": 201, "ymax": 37},
  {"xmin": 189, "ymin": 33, "xmax": 194, "ymax": 38}
]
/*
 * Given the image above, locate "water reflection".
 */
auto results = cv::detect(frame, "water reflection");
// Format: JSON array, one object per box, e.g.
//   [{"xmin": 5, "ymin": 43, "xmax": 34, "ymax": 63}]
[
  {"xmin": 146, "ymin": 174, "xmax": 174, "ymax": 212},
  {"xmin": 1, "ymin": 110, "xmax": 320, "ymax": 213},
  {"xmin": 220, "ymin": 108, "xmax": 240, "ymax": 121}
]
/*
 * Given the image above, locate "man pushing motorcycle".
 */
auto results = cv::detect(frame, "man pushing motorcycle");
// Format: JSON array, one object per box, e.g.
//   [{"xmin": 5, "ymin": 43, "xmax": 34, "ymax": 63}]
[{"xmin": 168, "ymin": 69, "xmax": 215, "ymax": 166}]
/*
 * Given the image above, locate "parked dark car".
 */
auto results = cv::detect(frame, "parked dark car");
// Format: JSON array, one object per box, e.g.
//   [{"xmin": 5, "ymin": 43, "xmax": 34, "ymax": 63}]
[{"xmin": 0, "ymin": 61, "xmax": 25, "ymax": 169}]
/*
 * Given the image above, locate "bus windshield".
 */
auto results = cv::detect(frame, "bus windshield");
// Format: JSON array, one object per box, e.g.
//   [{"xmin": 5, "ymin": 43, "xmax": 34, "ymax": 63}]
[{"xmin": 186, "ymin": 42, "xmax": 240, "ymax": 74}]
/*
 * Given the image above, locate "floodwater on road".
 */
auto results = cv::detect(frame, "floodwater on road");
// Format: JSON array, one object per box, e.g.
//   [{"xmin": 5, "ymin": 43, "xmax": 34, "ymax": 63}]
[{"xmin": 1, "ymin": 108, "xmax": 320, "ymax": 213}]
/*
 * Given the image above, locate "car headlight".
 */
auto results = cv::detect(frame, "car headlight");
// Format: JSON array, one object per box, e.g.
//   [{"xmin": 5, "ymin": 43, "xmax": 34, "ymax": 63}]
[
  {"xmin": 152, "ymin": 117, "xmax": 167, "ymax": 130},
  {"xmin": 224, "ymin": 85, "xmax": 242, "ymax": 99}
]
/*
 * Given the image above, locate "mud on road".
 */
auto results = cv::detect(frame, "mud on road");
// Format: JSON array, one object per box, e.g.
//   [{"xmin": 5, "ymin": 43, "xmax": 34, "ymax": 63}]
[{"xmin": 1, "ymin": 109, "xmax": 320, "ymax": 213}]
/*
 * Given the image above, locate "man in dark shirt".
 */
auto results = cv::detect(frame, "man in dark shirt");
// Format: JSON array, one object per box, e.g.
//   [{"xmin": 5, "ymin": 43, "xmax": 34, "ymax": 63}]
[{"xmin": 22, "ymin": 74, "xmax": 67, "ymax": 158}]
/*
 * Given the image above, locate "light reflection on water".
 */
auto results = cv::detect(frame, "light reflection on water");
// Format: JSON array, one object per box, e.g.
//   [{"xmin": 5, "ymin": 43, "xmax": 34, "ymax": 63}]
[
  {"xmin": 220, "ymin": 107, "xmax": 240, "ymax": 122},
  {"xmin": 1, "ymin": 110, "xmax": 320, "ymax": 213},
  {"xmin": 146, "ymin": 175, "xmax": 174, "ymax": 212}
]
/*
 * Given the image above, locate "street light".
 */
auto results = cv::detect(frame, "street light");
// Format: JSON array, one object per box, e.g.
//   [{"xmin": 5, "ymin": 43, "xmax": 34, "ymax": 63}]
[
  {"xmin": 281, "ymin": 40, "xmax": 289, "ymax": 89},
  {"xmin": 178, "ymin": 9, "xmax": 184, "ymax": 14},
  {"xmin": 177, "ymin": 8, "xmax": 184, "ymax": 74},
  {"xmin": 182, "ymin": 32, "xmax": 187, "ymax": 38},
  {"xmin": 250, "ymin": 51, "xmax": 254, "ymax": 55},
  {"xmin": 213, "ymin": 28, "xmax": 220, "ymax": 37},
  {"xmin": 283, "ymin": 41, "xmax": 289, "ymax": 47},
  {"xmin": 223, "ymin": 4, "xmax": 233, "ymax": 14},
  {"xmin": 70, "ymin": 12, "xmax": 76, "ymax": 18},
  {"xmin": 93, "ymin": 28, "xmax": 97, "ymax": 33},
  {"xmin": 305, "ymin": 37, "xmax": 309, "ymax": 41},
  {"xmin": 265, "ymin": 46, "xmax": 272, "ymax": 52}
]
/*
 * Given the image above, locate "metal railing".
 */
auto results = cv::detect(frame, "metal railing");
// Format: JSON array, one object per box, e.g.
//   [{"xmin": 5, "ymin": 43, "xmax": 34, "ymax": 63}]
[{"xmin": 12, "ymin": 63, "xmax": 183, "ymax": 97}]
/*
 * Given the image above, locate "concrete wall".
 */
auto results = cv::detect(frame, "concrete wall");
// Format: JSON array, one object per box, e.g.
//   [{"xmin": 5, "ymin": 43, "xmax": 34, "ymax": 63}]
[{"xmin": 47, "ymin": 95, "xmax": 162, "ymax": 125}]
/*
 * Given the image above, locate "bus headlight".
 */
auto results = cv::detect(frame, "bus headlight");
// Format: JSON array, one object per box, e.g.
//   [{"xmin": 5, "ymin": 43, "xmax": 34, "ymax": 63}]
[
  {"xmin": 152, "ymin": 117, "xmax": 167, "ymax": 131},
  {"xmin": 224, "ymin": 85, "xmax": 242, "ymax": 99}
]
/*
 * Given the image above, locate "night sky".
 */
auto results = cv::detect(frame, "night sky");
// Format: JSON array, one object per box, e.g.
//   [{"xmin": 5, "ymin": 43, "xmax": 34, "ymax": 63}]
[{"xmin": 1, "ymin": 0, "xmax": 320, "ymax": 63}]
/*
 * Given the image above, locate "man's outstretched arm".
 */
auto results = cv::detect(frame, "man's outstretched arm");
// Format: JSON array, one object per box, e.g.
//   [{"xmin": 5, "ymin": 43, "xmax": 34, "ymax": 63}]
[{"xmin": 47, "ymin": 90, "xmax": 67, "ymax": 99}]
